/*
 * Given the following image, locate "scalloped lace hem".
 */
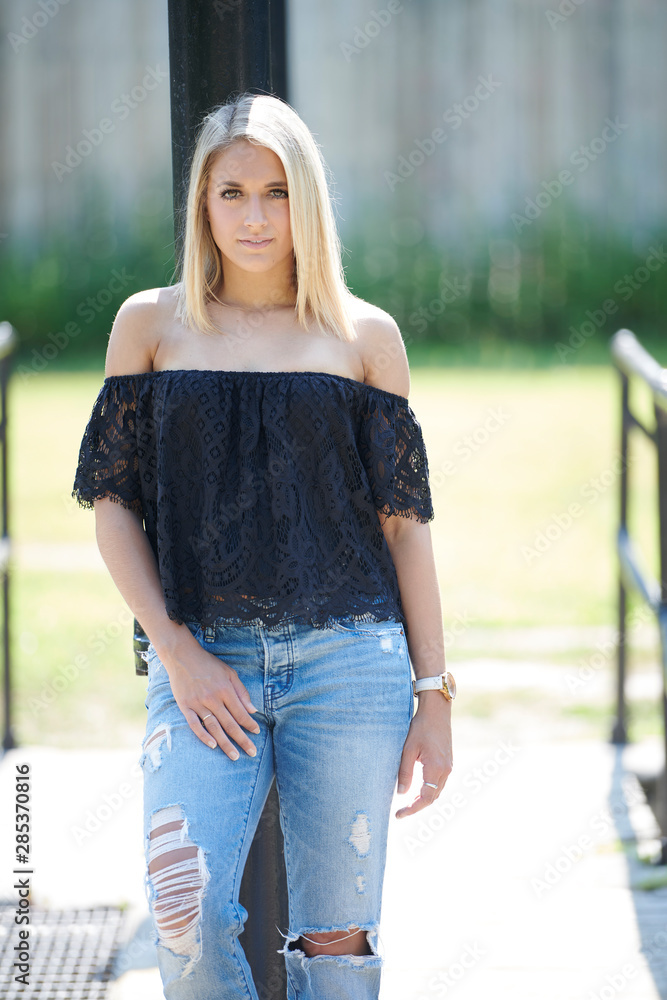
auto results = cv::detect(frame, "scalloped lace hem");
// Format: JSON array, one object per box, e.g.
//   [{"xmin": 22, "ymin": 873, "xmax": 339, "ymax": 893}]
[
  {"xmin": 168, "ymin": 606, "xmax": 406, "ymax": 632},
  {"xmin": 72, "ymin": 489, "xmax": 143, "ymax": 515}
]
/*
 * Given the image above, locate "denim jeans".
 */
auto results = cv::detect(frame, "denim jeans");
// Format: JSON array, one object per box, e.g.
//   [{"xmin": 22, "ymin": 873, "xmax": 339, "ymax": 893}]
[{"xmin": 139, "ymin": 614, "xmax": 414, "ymax": 1000}]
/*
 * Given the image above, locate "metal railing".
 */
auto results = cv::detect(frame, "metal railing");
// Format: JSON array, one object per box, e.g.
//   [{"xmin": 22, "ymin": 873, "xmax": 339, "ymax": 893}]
[
  {"xmin": 0, "ymin": 322, "xmax": 17, "ymax": 751},
  {"xmin": 610, "ymin": 328, "xmax": 667, "ymax": 835}
]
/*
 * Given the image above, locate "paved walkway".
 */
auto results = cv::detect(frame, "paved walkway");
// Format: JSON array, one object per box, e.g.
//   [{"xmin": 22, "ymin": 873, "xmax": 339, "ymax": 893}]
[{"xmin": 1, "ymin": 727, "xmax": 666, "ymax": 998}]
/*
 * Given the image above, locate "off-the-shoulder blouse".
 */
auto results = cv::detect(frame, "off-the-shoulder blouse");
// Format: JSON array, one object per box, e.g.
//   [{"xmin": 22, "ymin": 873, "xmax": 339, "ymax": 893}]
[{"xmin": 72, "ymin": 369, "xmax": 434, "ymax": 650}]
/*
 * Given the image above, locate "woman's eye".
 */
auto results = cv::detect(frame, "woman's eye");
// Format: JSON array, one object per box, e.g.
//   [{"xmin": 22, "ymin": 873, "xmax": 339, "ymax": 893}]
[{"xmin": 218, "ymin": 188, "xmax": 287, "ymax": 200}]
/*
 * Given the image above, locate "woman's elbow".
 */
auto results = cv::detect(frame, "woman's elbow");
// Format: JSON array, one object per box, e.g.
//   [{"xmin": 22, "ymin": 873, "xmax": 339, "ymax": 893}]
[
  {"xmin": 93, "ymin": 497, "xmax": 143, "ymax": 539},
  {"xmin": 379, "ymin": 511, "xmax": 429, "ymax": 547}
]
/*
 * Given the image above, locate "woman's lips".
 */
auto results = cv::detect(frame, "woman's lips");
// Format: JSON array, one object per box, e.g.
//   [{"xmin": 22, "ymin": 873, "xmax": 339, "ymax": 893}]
[{"xmin": 238, "ymin": 238, "xmax": 273, "ymax": 249}]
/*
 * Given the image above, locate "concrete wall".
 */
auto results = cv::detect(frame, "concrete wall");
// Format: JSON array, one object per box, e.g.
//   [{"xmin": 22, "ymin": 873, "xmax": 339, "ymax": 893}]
[{"xmin": 1, "ymin": 0, "xmax": 664, "ymax": 256}]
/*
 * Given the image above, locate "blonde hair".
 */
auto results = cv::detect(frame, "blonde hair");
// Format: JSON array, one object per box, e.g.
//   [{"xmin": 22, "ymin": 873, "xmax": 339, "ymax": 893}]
[{"xmin": 173, "ymin": 92, "xmax": 357, "ymax": 342}]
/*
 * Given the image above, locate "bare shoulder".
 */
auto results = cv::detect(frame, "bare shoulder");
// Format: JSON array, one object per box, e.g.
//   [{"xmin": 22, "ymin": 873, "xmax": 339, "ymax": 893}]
[
  {"xmin": 347, "ymin": 294, "xmax": 410, "ymax": 399},
  {"xmin": 105, "ymin": 285, "xmax": 179, "ymax": 377}
]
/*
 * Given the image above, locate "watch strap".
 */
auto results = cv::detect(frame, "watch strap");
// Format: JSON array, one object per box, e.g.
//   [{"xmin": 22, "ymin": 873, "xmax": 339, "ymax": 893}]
[
  {"xmin": 413, "ymin": 675, "xmax": 446, "ymax": 694},
  {"xmin": 412, "ymin": 672, "xmax": 456, "ymax": 701}
]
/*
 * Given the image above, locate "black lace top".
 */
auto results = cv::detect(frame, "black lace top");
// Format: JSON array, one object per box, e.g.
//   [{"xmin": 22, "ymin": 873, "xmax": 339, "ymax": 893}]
[{"xmin": 72, "ymin": 369, "xmax": 434, "ymax": 647}]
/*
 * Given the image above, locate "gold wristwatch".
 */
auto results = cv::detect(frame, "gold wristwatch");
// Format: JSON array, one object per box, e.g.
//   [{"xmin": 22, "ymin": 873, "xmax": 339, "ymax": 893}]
[{"xmin": 412, "ymin": 671, "xmax": 456, "ymax": 701}]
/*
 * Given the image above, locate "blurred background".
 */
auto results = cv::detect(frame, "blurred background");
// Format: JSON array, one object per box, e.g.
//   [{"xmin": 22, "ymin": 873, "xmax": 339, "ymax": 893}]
[
  {"xmin": 1, "ymin": 1, "xmax": 667, "ymax": 997},
  {"xmin": 0, "ymin": 0, "xmax": 663, "ymax": 750}
]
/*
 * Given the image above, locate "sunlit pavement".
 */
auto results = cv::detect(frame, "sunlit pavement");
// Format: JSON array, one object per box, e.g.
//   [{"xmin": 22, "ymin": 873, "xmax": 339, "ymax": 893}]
[
  {"xmin": 381, "ymin": 732, "xmax": 666, "ymax": 1000},
  {"xmin": 1, "ymin": 726, "xmax": 665, "ymax": 998}
]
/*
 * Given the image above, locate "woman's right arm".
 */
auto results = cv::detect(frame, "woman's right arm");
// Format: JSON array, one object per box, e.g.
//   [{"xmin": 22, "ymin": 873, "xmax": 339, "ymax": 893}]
[
  {"xmin": 93, "ymin": 500, "xmax": 259, "ymax": 759},
  {"xmin": 92, "ymin": 292, "xmax": 260, "ymax": 760}
]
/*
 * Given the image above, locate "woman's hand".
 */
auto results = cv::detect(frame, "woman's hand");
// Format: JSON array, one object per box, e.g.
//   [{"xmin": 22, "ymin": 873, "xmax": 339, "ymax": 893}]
[
  {"xmin": 158, "ymin": 632, "xmax": 261, "ymax": 760},
  {"xmin": 93, "ymin": 500, "xmax": 260, "ymax": 760},
  {"xmin": 395, "ymin": 692, "xmax": 453, "ymax": 818}
]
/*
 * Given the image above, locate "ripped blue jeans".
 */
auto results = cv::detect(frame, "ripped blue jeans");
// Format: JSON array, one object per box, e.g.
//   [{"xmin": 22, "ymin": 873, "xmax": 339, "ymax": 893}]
[{"xmin": 139, "ymin": 615, "xmax": 414, "ymax": 1000}]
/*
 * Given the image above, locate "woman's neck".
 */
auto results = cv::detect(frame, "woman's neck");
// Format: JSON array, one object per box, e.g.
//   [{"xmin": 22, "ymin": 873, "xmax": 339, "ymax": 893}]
[{"xmin": 212, "ymin": 259, "xmax": 297, "ymax": 312}]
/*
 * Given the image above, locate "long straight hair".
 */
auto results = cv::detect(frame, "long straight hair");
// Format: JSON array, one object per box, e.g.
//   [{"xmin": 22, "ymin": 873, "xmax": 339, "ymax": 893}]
[{"xmin": 173, "ymin": 92, "xmax": 358, "ymax": 342}]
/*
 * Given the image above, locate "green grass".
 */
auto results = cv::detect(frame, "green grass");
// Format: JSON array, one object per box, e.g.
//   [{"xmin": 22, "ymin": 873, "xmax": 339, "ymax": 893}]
[
  {"xmin": 562, "ymin": 700, "xmax": 663, "ymax": 741},
  {"xmin": 633, "ymin": 872, "xmax": 667, "ymax": 892},
  {"xmin": 415, "ymin": 365, "xmax": 658, "ymax": 628},
  {"xmin": 5, "ymin": 365, "xmax": 661, "ymax": 747}
]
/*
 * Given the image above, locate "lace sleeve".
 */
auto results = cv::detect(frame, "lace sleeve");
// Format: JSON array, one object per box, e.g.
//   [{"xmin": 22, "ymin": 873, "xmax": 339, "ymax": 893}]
[
  {"xmin": 72, "ymin": 377, "xmax": 143, "ymax": 515},
  {"xmin": 359, "ymin": 393, "xmax": 434, "ymax": 523}
]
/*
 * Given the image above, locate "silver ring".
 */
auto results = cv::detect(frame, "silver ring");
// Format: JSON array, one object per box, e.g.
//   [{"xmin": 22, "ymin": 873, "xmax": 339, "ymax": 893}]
[
  {"xmin": 423, "ymin": 781, "xmax": 438, "ymax": 789},
  {"xmin": 201, "ymin": 713, "xmax": 213, "ymax": 723}
]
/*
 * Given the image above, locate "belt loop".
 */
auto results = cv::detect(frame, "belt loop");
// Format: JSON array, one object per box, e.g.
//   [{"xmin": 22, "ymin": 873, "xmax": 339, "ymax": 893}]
[{"xmin": 204, "ymin": 626, "xmax": 216, "ymax": 643}]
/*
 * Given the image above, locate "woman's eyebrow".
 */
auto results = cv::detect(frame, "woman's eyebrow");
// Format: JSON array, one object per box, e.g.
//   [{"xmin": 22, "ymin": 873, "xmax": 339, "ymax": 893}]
[{"xmin": 213, "ymin": 179, "xmax": 287, "ymax": 189}]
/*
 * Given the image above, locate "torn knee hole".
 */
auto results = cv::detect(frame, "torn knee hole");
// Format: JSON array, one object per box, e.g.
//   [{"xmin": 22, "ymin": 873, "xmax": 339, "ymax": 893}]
[
  {"xmin": 298, "ymin": 927, "xmax": 362, "ymax": 946},
  {"xmin": 147, "ymin": 805, "xmax": 210, "ymax": 971},
  {"xmin": 287, "ymin": 926, "xmax": 377, "ymax": 958},
  {"xmin": 150, "ymin": 819, "xmax": 192, "ymax": 843}
]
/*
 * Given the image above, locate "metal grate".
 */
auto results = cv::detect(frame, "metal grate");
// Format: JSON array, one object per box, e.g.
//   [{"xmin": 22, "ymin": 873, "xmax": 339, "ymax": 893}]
[{"xmin": 0, "ymin": 905, "xmax": 128, "ymax": 999}]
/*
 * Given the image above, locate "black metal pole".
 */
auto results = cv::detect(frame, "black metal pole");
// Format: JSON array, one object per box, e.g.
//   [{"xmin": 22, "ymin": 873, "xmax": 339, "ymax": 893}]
[
  {"xmin": 163, "ymin": 2, "xmax": 289, "ymax": 993},
  {"xmin": 168, "ymin": 0, "xmax": 287, "ymax": 256},
  {"xmin": 612, "ymin": 370, "xmax": 629, "ymax": 744}
]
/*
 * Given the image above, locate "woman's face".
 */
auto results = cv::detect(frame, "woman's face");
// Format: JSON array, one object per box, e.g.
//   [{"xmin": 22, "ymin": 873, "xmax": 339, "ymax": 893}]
[{"xmin": 205, "ymin": 139, "xmax": 293, "ymax": 277}]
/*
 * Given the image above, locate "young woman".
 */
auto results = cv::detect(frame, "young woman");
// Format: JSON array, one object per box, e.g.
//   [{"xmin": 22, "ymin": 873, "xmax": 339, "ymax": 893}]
[{"xmin": 73, "ymin": 92, "xmax": 454, "ymax": 1000}]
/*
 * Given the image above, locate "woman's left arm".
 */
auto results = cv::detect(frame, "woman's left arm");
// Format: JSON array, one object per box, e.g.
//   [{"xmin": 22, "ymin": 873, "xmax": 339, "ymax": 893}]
[
  {"xmin": 357, "ymin": 307, "xmax": 454, "ymax": 818},
  {"xmin": 382, "ymin": 516, "xmax": 454, "ymax": 818}
]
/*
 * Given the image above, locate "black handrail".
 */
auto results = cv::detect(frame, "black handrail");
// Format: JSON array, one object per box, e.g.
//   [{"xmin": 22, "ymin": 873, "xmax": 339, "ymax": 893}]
[
  {"xmin": 611, "ymin": 329, "xmax": 667, "ymax": 839},
  {"xmin": 0, "ymin": 321, "xmax": 17, "ymax": 751}
]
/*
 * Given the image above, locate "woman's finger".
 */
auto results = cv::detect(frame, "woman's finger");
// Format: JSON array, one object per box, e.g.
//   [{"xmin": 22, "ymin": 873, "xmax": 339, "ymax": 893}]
[
  {"xmin": 203, "ymin": 705, "xmax": 258, "ymax": 758},
  {"xmin": 226, "ymin": 680, "xmax": 261, "ymax": 735},
  {"xmin": 182, "ymin": 706, "xmax": 228, "ymax": 753},
  {"xmin": 395, "ymin": 766, "xmax": 452, "ymax": 818},
  {"xmin": 419, "ymin": 777, "xmax": 440, "ymax": 801},
  {"xmin": 227, "ymin": 674, "xmax": 260, "ymax": 722}
]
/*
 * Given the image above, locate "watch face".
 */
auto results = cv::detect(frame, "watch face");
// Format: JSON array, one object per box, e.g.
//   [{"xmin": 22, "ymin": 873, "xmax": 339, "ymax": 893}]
[{"xmin": 444, "ymin": 671, "xmax": 456, "ymax": 700}]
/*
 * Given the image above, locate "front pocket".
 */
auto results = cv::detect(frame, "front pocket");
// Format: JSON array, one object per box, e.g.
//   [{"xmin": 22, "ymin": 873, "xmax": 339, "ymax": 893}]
[{"xmin": 329, "ymin": 617, "xmax": 405, "ymax": 638}]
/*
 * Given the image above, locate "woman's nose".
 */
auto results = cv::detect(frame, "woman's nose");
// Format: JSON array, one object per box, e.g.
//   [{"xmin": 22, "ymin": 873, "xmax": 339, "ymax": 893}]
[{"xmin": 245, "ymin": 194, "xmax": 267, "ymax": 227}]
